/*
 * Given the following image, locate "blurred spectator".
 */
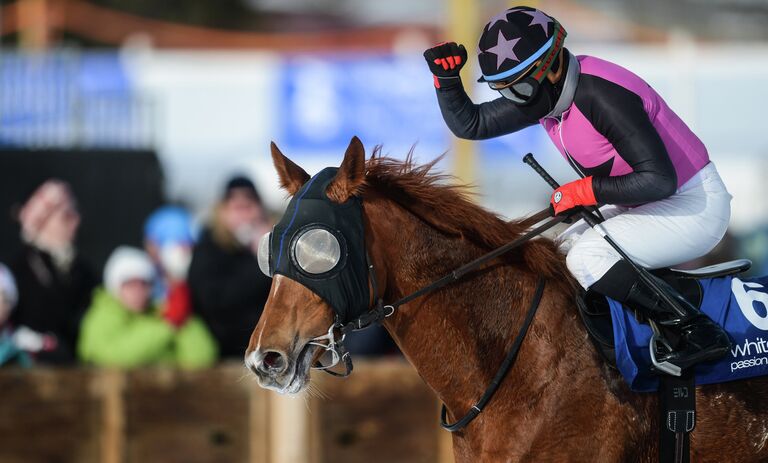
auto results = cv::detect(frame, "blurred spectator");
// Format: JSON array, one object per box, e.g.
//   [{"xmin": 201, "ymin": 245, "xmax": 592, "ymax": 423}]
[
  {"xmin": 188, "ymin": 175, "xmax": 272, "ymax": 358},
  {"xmin": 78, "ymin": 246, "xmax": 217, "ymax": 369},
  {"xmin": 144, "ymin": 206, "xmax": 196, "ymax": 327},
  {"xmin": 143, "ymin": 205, "xmax": 196, "ymax": 298},
  {"xmin": 0, "ymin": 263, "xmax": 32, "ymax": 367},
  {"xmin": 10, "ymin": 180, "xmax": 96, "ymax": 364}
]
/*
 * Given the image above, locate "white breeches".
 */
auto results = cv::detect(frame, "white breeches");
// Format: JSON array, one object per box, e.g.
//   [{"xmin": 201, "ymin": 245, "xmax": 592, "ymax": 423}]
[{"xmin": 557, "ymin": 162, "xmax": 732, "ymax": 290}]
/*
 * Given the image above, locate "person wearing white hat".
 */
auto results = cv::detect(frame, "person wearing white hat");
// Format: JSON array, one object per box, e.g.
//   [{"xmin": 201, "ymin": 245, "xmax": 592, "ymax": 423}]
[
  {"xmin": 78, "ymin": 247, "xmax": 217, "ymax": 369},
  {"xmin": 103, "ymin": 246, "xmax": 155, "ymax": 313}
]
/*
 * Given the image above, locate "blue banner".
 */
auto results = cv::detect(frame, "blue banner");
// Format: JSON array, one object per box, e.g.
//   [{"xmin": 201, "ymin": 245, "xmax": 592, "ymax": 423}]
[{"xmin": 279, "ymin": 53, "xmax": 448, "ymax": 154}]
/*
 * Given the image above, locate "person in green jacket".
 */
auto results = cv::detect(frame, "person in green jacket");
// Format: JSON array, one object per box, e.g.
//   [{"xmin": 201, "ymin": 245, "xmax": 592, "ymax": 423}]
[{"xmin": 78, "ymin": 246, "xmax": 217, "ymax": 369}]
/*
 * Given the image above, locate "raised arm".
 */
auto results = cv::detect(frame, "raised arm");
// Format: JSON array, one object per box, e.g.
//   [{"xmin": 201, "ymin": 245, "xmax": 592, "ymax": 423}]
[{"xmin": 424, "ymin": 42, "xmax": 538, "ymax": 140}]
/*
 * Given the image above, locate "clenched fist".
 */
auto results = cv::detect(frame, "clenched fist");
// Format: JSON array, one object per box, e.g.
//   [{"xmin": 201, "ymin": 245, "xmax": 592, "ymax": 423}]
[{"xmin": 423, "ymin": 42, "xmax": 467, "ymax": 89}]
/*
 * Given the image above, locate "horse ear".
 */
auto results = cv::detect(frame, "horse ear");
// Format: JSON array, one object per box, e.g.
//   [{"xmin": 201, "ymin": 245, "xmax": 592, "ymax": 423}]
[
  {"xmin": 271, "ymin": 142, "xmax": 310, "ymax": 196},
  {"xmin": 326, "ymin": 136, "xmax": 366, "ymax": 203}
]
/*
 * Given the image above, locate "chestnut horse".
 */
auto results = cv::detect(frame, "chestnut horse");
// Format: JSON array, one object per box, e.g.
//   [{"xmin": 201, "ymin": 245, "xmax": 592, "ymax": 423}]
[{"xmin": 246, "ymin": 137, "xmax": 768, "ymax": 462}]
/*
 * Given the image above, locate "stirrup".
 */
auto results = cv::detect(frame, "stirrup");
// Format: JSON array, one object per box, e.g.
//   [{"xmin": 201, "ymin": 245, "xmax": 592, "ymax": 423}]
[{"xmin": 649, "ymin": 320, "xmax": 682, "ymax": 377}]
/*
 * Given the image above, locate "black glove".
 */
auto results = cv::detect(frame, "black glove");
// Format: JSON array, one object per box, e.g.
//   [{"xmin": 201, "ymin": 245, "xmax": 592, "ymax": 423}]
[{"xmin": 423, "ymin": 42, "xmax": 467, "ymax": 89}]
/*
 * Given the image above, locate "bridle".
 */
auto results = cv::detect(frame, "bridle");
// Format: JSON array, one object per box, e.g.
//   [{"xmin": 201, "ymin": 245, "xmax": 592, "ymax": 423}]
[{"xmin": 309, "ymin": 207, "xmax": 571, "ymax": 430}]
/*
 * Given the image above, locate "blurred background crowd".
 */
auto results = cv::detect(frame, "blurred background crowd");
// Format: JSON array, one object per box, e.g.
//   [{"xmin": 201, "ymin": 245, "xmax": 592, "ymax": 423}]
[
  {"xmin": 0, "ymin": 174, "xmax": 397, "ymax": 368},
  {"xmin": 1, "ymin": 0, "xmax": 768, "ymax": 370}
]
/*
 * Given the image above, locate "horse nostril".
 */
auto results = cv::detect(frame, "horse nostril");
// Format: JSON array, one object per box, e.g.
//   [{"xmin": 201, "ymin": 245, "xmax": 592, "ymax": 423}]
[{"xmin": 261, "ymin": 350, "xmax": 287, "ymax": 373}]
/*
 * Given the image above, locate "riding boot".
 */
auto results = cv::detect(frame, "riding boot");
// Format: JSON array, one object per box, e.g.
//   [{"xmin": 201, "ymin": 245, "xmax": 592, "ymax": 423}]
[{"xmin": 623, "ymin": 276, "xmax": 731, "ymax": 371}]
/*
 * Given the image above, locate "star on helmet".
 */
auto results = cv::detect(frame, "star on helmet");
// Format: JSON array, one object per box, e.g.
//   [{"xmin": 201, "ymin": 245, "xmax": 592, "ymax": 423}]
[
  {"xmin": 486, "ymin": 7, "xmax": 523, "ymax": 29},
  {"xmin": 522, "ymin": 9, "xmax": 552, "ymax": 36},
  {"xmin": 484, "ymin": 30, "xmax": 521, "ymax": 68}
]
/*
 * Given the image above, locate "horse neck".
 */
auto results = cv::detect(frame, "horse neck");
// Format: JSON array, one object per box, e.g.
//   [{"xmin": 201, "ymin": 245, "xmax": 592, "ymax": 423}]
[{"xmin": 363, "ymin": 196, "xmax": 588, "ymax": 419}]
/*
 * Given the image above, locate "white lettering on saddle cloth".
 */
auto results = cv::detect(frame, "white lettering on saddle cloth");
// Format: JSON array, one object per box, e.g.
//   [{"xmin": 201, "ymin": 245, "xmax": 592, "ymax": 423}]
[
  {"xmin": 730, "ymin": 278, "xmax": 768, "ymax": 372},
  {"xmin": 732, "ymin": 279, "xmax": 768, "ymax": 330}
]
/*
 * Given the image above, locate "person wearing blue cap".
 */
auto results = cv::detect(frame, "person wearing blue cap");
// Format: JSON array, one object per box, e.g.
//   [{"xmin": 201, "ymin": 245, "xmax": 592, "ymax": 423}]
[{"xmin": 143, "ymin": 205, "xmax": 198, "ymax": 328}]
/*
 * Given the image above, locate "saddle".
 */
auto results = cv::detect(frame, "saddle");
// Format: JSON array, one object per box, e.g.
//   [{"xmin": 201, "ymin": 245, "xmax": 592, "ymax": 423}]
[
  {"xmin": 577, "ymin": 259, "xmax": 760, "ymax": 463},
  {"xmin": 577, "ymin": 259, "xmax": 754, "ymax": 390}
]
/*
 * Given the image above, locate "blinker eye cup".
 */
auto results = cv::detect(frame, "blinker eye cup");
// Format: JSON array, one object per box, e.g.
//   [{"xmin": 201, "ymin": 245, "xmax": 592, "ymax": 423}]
[{"xmin": 257, "ymin": 231, "xmax": 273, "ymax": 277}]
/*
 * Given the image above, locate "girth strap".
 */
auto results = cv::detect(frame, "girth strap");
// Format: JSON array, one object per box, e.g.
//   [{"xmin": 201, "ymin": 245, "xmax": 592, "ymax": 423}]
[{"xmin": 659, "ymin": 371, "xmax": 696, "ymax": 463}]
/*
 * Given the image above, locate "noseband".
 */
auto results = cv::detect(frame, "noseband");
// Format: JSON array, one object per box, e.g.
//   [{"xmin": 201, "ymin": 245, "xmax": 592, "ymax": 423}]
[
  {"xmin": 307, "ymin": 322, "xmax": 354, "ymax": 377},
  {"xmin": 309, "ymin": 208, "xmax": 570, "ymax": 430}
]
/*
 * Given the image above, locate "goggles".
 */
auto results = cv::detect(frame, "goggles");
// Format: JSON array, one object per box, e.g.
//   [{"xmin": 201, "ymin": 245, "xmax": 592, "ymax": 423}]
[
  {"xmin": 487, "ymin": 22, "xmax": 567, "ymax": 104},
  {"xmin": 494, "ymin": 79, "xmax": 539, "ymax": 104},
  {"xmin": 257, "ymin": 226, "xmax": 344, "ymax": 278}
]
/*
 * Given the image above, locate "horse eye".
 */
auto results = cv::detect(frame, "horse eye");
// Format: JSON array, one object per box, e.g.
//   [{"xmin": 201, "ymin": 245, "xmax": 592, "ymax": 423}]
[{"xmin": 293, "ymin": 229, "xmax": 341, "ymax": 275}]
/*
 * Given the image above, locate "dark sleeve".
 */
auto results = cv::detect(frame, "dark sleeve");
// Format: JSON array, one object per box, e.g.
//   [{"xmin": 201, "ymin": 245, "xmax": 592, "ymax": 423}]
[
  {"xmin": 435, "ymin": 79, "xmax": 538, "ymax": 140},
  {"xmin": 574, "ymin": 75, "xmax": 677, "ymax": 205},
  {"xmin": 187, "ymin": 237, "xmax": 271, "ymax": 314}
]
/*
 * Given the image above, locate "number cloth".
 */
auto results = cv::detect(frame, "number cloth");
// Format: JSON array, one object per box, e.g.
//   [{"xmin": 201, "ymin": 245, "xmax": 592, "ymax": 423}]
[{"xmin": 608, "ymin": 275, "xmax": 768, "ymax": 392}]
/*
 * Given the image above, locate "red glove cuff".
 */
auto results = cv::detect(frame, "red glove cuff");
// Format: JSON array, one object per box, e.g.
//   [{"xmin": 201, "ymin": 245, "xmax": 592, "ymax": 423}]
[{"xmin": 550, "ymin": 177, "xmax": 597, "ymax": 215}]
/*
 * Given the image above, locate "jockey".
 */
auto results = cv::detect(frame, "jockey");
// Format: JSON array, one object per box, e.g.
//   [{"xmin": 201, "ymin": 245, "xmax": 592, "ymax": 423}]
[{"xmin": 423, "ymin": 6, "xmax": 732, "ymax": 371}]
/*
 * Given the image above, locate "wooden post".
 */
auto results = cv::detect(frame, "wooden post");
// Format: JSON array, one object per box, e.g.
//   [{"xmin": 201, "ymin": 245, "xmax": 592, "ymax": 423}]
[
  {"xmin": 268, "ymin": 393, "xmax": 312, "ymax": 463},
  {"xmin": 249, "ymin": 384, "xmax": 271, "ymax": 463},
  {"xmin": 100, "ymin": 369, "xmax": 126, "ymax": 463},
  {"xmin": 447, "ymin": 0, "xmax": 479, "ymax": 185}
]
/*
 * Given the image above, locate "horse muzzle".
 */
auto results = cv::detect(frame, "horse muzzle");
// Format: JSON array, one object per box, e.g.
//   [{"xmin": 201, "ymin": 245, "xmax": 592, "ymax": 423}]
[{"xmin": 245, "ymin": 344, "xmax": 316, "ymax": 394}]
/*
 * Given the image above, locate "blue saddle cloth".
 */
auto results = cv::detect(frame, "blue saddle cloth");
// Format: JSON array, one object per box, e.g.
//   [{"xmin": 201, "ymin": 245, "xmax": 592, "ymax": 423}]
[{"xmin": 607, "ymin": 275, "xmax": 768, "ymax": 392}]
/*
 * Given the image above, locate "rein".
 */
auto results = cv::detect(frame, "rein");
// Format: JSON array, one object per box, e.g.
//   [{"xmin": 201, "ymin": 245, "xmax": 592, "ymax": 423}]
[
  {"xmin": 358, "ymin": 209, "xmax": 568, "ymax": 327},
  {"xmin": 314, "ymin": 208, "xmax": 571, "ymax": 430}
]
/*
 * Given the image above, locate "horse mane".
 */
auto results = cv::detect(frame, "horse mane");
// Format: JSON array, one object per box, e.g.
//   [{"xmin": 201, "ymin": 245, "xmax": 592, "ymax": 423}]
[{"xmin": 361, "ymin": 146, "xmax": 574, "ymax": 285}]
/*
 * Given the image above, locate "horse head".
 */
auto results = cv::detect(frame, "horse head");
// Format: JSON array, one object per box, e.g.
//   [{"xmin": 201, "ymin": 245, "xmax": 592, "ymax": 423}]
[{"xmin": 245, "ymin": 137, "xmax": 371, "ymax": 394}]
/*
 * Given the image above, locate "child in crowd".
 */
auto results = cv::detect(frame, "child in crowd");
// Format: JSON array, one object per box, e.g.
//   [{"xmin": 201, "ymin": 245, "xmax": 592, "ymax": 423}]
[{"xmin": 78, "ymin": 246, "xmax": 217, "ymax": 369}]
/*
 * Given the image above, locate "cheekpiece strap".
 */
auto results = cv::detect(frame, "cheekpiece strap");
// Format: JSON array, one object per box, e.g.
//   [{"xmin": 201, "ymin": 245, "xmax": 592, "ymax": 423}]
[{"xmin": 343, "ymin": 252, "xmax": 393, "ymax": 333}]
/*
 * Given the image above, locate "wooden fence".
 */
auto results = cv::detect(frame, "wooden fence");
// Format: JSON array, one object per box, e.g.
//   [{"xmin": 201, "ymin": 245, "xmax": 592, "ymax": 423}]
[{"xmin": 0, "ymin": 360, "xmax": 455, "ymax": 463}]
